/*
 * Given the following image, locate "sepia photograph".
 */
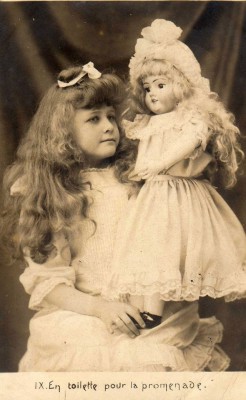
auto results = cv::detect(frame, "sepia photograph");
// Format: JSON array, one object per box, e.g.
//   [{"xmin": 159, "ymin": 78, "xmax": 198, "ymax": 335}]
[{"xmin": 0, "ymin": 0, "xmax": 245, "ymax": 397}]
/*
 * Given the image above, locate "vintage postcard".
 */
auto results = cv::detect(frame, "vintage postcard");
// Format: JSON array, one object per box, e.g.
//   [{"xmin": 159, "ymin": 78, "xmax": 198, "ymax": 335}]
[{"xmin": 0, "ymin": 1, "xmax": 245, "ymax": 399}]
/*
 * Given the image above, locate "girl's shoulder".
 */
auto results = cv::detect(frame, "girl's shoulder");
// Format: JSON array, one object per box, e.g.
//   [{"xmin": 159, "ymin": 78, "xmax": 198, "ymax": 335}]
[
  {"xmin": 10, "ymin": 168, "xmax": 124, "ymax": 197},
  {"xmin": 81, "ymin": 166, "xmax": 125, "ymax": 189}
]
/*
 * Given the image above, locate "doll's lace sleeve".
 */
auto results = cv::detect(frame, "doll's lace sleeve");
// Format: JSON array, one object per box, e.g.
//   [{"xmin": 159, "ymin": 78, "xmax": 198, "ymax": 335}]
[
  {"xmin": 20, "ymin": 232, "xmax": 75, "ymax": 311},
  {"xmin": 122, "ymin": 114, "xmax": 150, "ymax": 140}
]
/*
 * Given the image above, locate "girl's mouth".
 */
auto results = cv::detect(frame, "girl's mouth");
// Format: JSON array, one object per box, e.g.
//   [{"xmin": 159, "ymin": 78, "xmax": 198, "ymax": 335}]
[{"xmin": 100, "ymin": 139, "xmax": 116, "ymax": 143}]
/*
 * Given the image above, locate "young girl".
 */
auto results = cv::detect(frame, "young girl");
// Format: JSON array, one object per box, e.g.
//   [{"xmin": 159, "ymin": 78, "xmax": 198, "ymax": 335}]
[
  {"xmin": 103, "ymin": 19, "xmax": 246, "ymax": 328},
  {"xmin": 1, "ymin": 62, "xmax": 230, "ymax": 371}
]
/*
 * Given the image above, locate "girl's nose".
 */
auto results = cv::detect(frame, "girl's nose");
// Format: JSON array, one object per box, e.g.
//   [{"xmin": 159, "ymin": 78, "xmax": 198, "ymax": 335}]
[{"xmin": 102, "ymin": 118, "xmax": 114, "ymax": 133}]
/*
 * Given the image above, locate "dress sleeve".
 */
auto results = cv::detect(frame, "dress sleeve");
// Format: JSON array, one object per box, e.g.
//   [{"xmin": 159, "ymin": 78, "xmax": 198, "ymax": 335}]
[
  {"xmin": 122, "ymin": 114, "xmax": 150, "ymax": 140},
  {"xmin": 20, "ymin": 231, "xmax": 76, "ymax": 311}
]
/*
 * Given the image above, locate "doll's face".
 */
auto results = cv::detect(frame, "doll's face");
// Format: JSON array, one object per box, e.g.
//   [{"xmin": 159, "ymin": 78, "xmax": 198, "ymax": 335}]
[
  {"xmin": 143, "ymin": 75, "xmax": 177, "ymax": 114},
  {"xmin": 73, "ymin": 104, "xmax": 119, "ymax": 167}
]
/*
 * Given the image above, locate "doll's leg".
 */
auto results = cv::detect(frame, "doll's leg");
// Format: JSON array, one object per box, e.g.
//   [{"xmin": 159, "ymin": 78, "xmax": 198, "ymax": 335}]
[
  {"xmin": 142, "ymin": 294, "xmax": 164, "ymax": 328},
  {"xmin": 128, "ymin": 294, "xmax": 164, "ymax": 329},
  {"xmin": 144, "ymin": 293, "xmax": 165, "ymax": 316}
]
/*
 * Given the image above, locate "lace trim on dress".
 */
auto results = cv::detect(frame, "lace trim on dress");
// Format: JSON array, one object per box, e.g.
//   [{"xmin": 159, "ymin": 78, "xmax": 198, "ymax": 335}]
[
  {"xmin": 81, "ymin": 166, "xmax": 112, "ymax": 173},
  {"xmin": 102, "ymin": 268, "xmax": 246, "ymax": 302},
  {"xmin": 183, "ymin": 319, "xmax": 230, "ymax": 371}
]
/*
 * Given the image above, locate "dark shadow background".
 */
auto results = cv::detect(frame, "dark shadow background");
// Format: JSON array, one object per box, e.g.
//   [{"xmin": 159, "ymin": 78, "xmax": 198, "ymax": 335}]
[{"xmin": 0, "ymin": 1, "xmax": 245, "ymax": 372}]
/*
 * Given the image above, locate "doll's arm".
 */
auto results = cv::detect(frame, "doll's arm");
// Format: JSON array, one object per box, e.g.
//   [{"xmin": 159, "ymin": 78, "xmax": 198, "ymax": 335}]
[
  {"xmin": 162, "ymin": 132, "xmax": 200, "ymax": 169},
  {"xmin": 138, "ymin": 132, "xmax": 201, "ymax": 180},
  {"xmin": 138, "ymin": 117, "xmax": 209, "ymax": 180}
]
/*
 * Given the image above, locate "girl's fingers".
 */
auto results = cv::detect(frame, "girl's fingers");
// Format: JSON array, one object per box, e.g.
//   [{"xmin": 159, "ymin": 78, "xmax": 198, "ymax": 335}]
[
  {"xmin": 127, "ymin": 309, "xmax": 146, "ymax": 329},
  {"xmin": 115, "ymin": 317, "xmax": 136, "ymax": 338},
  {"xmin": 104, "ymin": 303, "xmax": 147, "ymax": 337},
  {"xmin": 119, "ymin": 313, "xmax": 140, "ymax": 336}
]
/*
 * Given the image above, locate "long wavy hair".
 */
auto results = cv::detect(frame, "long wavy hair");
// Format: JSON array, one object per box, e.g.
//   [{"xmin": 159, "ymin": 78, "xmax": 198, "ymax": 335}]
[
  {"xmin": 129, "ymin": 59, "xmax": 244, "ymax": 187},
  {"xmin": 1, "ymin": 67, "xmax": 137, "ymax": 264}
]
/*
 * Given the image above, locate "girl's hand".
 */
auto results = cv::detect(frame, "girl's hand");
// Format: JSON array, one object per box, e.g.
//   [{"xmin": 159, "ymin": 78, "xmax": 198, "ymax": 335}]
[
  {"xmin": 138, "ymin": 160, "xmax": 166, "ymax": 180},
  {"xmin": 97, "ymin": 299, "xmax": 146, "ymax": 338}
]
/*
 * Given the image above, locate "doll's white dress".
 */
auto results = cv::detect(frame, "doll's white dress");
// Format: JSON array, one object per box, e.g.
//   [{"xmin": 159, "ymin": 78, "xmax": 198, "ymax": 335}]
[
  {"xmin": 12, "ymin": 168, "xmax": 229, "ymax": 371},
  {"xmin": 103, "ymin": 109, "xmax": 246, "ymax": 302}
]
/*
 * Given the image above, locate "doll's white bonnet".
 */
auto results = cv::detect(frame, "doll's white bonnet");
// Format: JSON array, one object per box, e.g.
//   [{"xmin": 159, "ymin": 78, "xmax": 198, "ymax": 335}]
[{"xmin": 129, "ymin": 19, "xmax": 210, "ymax": 93}]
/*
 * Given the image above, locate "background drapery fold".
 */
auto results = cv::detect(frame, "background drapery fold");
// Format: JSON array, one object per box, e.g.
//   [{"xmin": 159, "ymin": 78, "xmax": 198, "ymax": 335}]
[{"xmin": 0, "ymin": 1, "xmax": 245, "ymax": 372}]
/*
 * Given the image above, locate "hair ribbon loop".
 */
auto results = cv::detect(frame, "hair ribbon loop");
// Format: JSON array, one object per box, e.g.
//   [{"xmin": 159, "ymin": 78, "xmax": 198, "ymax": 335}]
[{"xmin": 57, "ymin": 62, "xmax": 101, "ymax": 88}]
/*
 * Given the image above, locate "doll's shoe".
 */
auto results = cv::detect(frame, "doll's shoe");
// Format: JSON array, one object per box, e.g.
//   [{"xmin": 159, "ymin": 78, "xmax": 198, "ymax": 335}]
[
  {"xmin": 140, "ymin": 312, "xmax": 162, "ymax": 329},
  {"xmin": 128, "ymin": 312, "xmax": 162, "ymax": 329}
]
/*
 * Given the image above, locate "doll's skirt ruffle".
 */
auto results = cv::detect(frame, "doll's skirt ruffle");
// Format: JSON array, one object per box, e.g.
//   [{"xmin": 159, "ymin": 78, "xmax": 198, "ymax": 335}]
[
  {"xmin": 19, "ymin": 302, "xmax": 229, "ymax": 372},
  {"xmin": 103, "ymin": 177, "xmax": 246, "ymax": 302}
]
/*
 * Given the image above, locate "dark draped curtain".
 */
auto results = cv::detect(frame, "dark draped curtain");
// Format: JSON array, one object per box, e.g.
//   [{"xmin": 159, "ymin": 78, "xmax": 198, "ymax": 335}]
[{"xmin": 0, "ymin": 1, "xmax": 245, "ymax": 372}]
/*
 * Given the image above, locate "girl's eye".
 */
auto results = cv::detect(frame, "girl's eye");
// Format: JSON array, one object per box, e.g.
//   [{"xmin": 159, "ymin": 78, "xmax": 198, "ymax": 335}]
[
  {"xmin": 144, "ymin": 87, "xmax": 150, "ymax": 93},
  {"xmin": 158, "ymin": 83, "xmax": 165, "ymax": 89},
  {"xmin": 88, "ymin": 116, "xmax": 99, "ymax": 123},
  {"xmin": 108, "ymin": 114, "xmax": 116, "ymax": 121}
]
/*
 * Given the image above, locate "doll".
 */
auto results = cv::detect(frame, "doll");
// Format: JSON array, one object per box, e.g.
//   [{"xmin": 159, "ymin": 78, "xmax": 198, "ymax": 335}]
[{"xmin": 103, "ymin": 19, "xmax": 246, "ymax": 329}]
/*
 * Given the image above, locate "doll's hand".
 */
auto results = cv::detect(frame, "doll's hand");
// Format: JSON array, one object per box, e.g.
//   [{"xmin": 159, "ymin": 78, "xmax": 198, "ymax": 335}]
[
  {"xmin": 138, "ymin": 160, "xmax": 166, "ymax": 180},
  {"xmin": 98, "ymin": 299, "xmax": 146, "ymax": 338}
]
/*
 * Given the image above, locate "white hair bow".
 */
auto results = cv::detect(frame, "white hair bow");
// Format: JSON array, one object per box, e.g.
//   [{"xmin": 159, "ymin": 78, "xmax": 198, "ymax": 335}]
[{"xmin": 57, "ymin": 62, "xmax": 101, "ymax": 88}]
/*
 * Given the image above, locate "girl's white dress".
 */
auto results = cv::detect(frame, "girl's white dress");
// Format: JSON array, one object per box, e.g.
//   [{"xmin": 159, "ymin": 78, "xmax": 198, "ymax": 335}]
[
  {"xmin": 103, "ymin": 109, "xmax": 246, "ymax": 302},
  {"xmin": 13, "ymin": 168, "xmax": 229, "ymax": 371}
]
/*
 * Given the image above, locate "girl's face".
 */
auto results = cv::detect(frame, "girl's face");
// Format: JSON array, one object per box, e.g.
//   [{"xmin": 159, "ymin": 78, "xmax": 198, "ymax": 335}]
[
  {"xmin": 73, "ymin": 104, "xmax": 120, "ymax": 167},
  {"xmin": 143, "ymin": 75, "xmax": 177, "ymax": 114}
]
